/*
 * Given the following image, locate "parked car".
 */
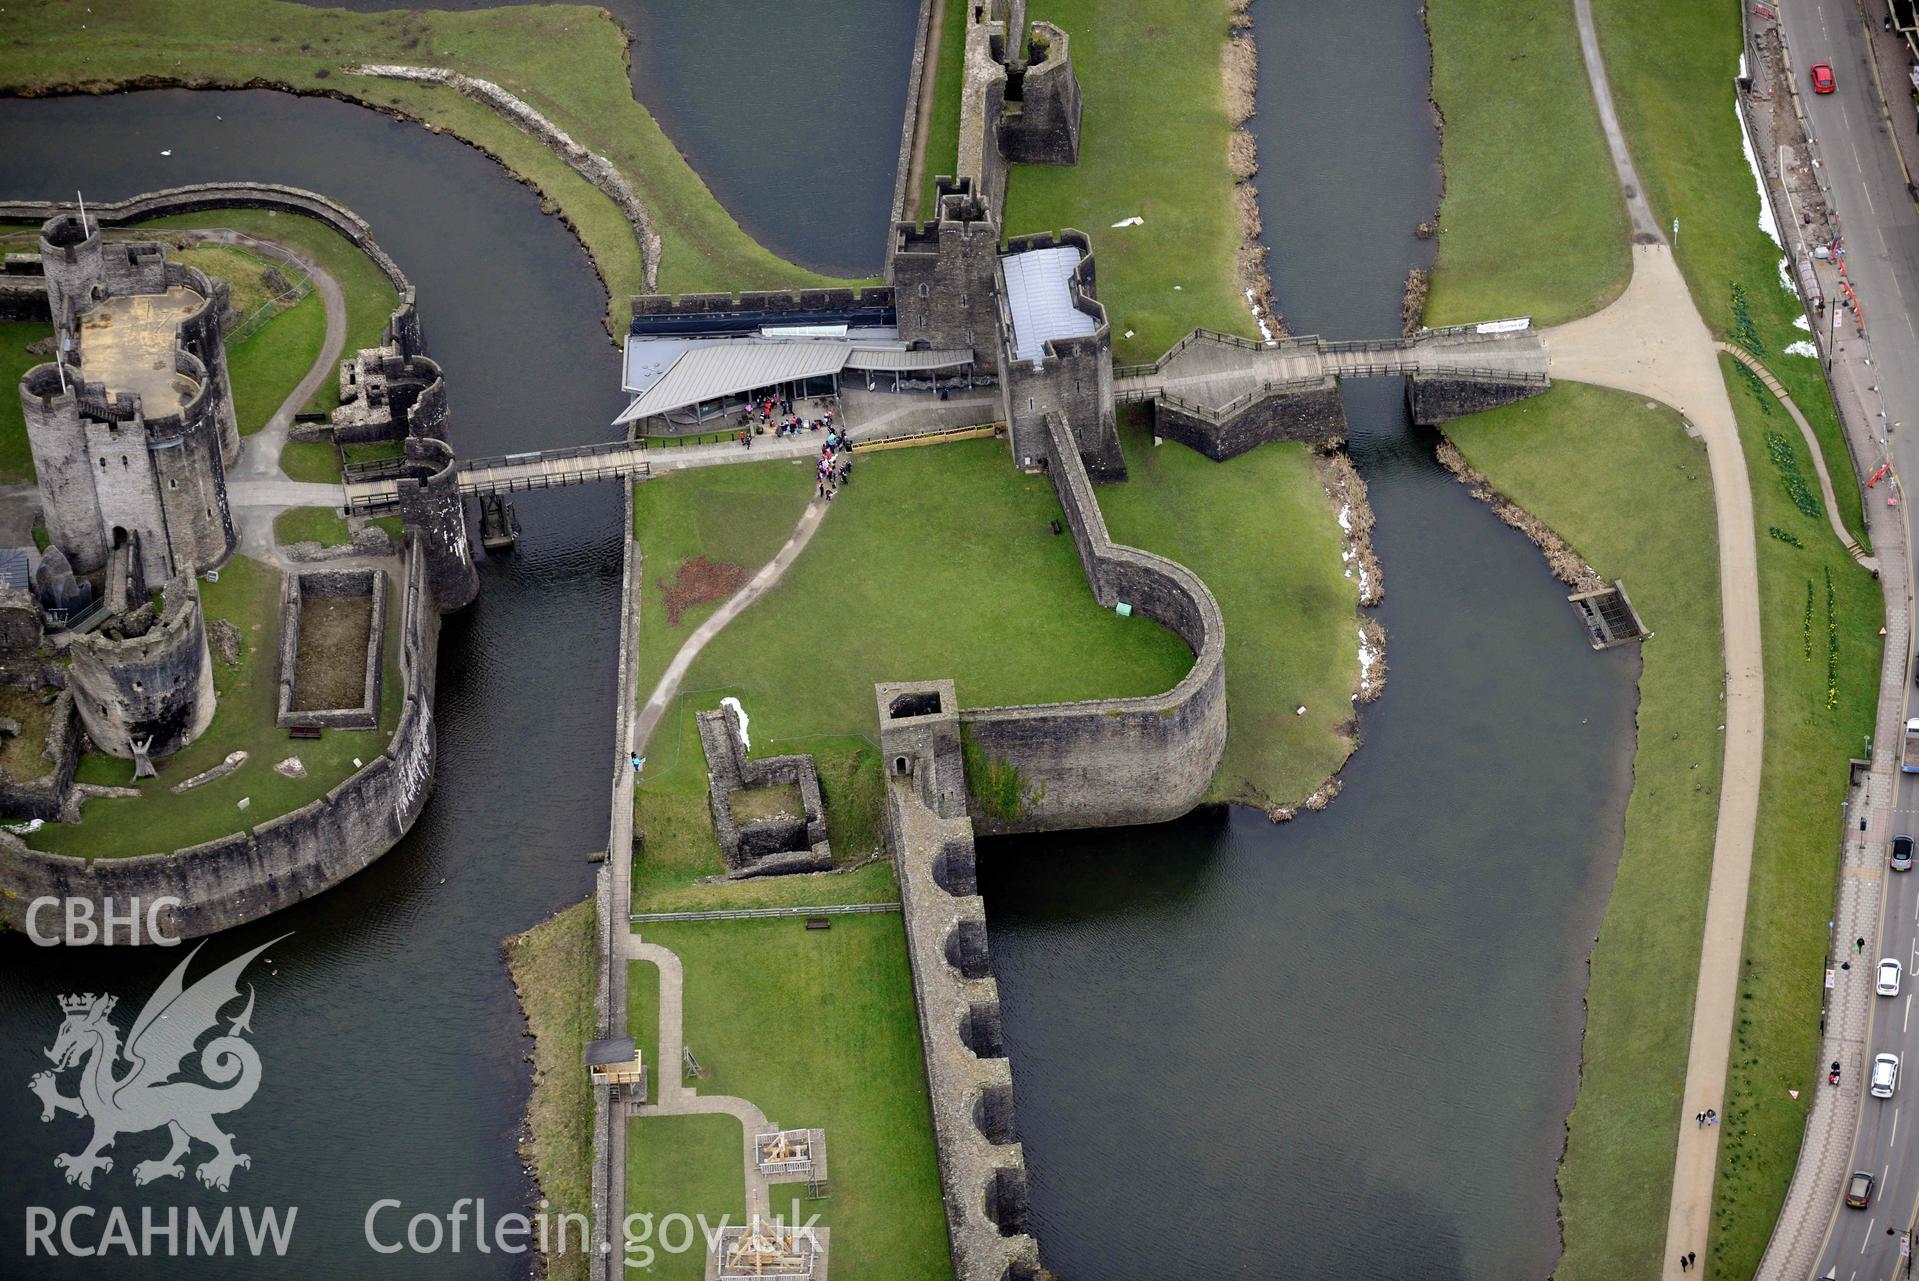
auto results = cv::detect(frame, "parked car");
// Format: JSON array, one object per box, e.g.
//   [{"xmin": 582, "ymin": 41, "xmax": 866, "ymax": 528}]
[
  {"xmin": 1880, "ymin": 958, "xmax": 1903, "ymax": 997},
  {"xmin": 1873, "ymin": 1053, "xmax": 1901, "ymax": 1098},
  {"xmin": 1812, "ymin": 62, "xmax": 1837, "ymax": 94},
  {"xmin": 1848, "ymin": 1169, "xmax": 1876, "ymax": 1208},
  {"xmin": 1895, "ymin": 834, "xmax": 1915, "ymax": 872}
]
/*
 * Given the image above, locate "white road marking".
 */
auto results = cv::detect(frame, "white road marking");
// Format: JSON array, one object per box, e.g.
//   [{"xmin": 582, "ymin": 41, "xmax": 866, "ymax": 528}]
[
  {"xmin": 1905, "ymin": 993, "xmax": 1911, "ymax": 1034},
  {"xmin": 1893, "ymin": 1106, "xmax": 1901, "ymax": 1146},
  {"xmin": 1864, "ymin": 1220, "xmax": 1875, "ymax": 1250}
]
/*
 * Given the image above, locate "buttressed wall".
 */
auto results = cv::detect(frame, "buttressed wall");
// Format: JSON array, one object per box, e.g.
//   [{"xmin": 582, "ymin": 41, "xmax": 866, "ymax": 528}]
[{"xmin": 68, "ymin": 573, "xmax": 216, "ymax": 759}]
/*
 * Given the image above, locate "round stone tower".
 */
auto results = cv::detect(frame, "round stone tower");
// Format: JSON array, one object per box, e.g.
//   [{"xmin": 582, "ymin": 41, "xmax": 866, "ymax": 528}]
[
  {"xmin": 396, "ymin": 436, "xmax": 479, "ymax": 612},
  {"xmin": 19, "ymin": 363, "xmax": 109, "ymax": 573},
  {"xmin": 38, "ymin": 212, "xmax": 106, "ymax": 329},
  {"xmin": 69, "ymin": 574, "xmax": 217, "ymax": 760}
]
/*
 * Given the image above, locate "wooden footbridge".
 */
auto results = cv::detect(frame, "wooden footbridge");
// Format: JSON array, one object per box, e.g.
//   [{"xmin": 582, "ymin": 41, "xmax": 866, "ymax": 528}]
[{"xmin": 342, "ymin": 439, "xmax": 652, "ymax": 513}]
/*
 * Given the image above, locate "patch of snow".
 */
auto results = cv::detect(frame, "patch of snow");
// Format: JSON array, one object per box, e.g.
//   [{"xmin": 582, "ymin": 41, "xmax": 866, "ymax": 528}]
[
  {"xmin": 1777, "ymin": 257, "xmax": 1795, "ymax": 294},
  {"xmin": 5, "ymin": 818, "xmax": 42, "ymax": 835},
  {"xmin": 1111, "ymin": 215, "xmax": 1144, "ymax": 228},
  {"xmin": 720, "ymin": 696, "xmax": 751, "ymax": 751},
  {"xmin": 1784, "ymin": 339, "xmax": 1819, "ymax": 358},
  {"xmin": 1795, "ymin": 313, "xmax": 1811, "ymax": 331},
  {"xmin": 1356, "ymin": 624, "xmax": 1379, "ymax": 691},
  {"xmin": 1735, "ymin": 93, "xmax": 1781, "ymax": 246},
  {"xmin": 1336, "ymin": 503, "xmax": 1353, "ymax": 534}
]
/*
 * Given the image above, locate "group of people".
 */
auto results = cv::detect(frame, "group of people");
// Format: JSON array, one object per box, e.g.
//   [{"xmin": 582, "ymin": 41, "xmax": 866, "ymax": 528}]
[
  {"xmin": 816, "ymin": 431, "xmax": 852, "ymax": 499},
  {"xmin": 736, "ymin": 397, "xmax": 837, "ymax": 446}
]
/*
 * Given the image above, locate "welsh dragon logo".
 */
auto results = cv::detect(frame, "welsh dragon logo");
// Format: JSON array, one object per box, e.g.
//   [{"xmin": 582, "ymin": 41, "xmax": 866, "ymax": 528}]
[{"xmin": 29, "ymin": 936, "xmax": 284, "ymax": 1192}]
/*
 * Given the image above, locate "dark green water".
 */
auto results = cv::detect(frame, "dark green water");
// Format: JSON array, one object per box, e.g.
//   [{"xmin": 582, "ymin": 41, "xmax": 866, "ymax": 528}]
[
  {"xmin": 976, "ymin": 3, "xmax": 1638, "ymax": 1278},
  {"xmin": 284, "ymin": 0, "xmax": 919, "ymax": 276}
]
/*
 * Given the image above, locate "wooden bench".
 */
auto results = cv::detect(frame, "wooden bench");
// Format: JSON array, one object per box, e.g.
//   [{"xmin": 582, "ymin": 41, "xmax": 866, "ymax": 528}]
[{"xmin": 805, "ymin": 917, "xmax": 831, "ymax": 931}]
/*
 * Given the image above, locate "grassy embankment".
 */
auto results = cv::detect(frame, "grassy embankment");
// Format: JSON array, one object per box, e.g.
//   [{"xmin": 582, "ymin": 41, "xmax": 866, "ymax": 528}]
[
  {"xmin": 0, "ymin": 0, "xmax": 848, "ymax": 325},
  {"xmin": 506, "ymin": 898, "xmax": 597, "ymax": 1281},
  {"xmin": 1424, "ymin": 0, "xmax": 1630, "ymax": 326},
  {"xmin": 31, "ymin": 555, "xmax": 401, "ymax": 857},
  {"xmin": 627, "ymin": 916, "xmax": 949, "ymax": 1281},
  {"xmin": 1428, "ymin": 0, "xmax": 1884, "ymax": 1276}
]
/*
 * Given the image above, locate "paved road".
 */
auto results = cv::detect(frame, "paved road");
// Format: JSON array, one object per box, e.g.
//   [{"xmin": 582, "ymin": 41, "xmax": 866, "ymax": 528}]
[{"xmin": 1781, "ymin": 1, "xmax": 1919, "ymax": 1276}]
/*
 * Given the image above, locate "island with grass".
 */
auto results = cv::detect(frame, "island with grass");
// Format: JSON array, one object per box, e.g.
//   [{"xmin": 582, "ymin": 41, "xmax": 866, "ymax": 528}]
[{"xmin": 0, "ymin": 188, "xmax": 477, "ymax": 943}]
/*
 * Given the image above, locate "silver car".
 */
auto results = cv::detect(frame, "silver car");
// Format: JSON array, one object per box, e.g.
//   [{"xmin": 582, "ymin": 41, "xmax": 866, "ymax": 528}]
[
  {"xmin": 1873, "ymin": 1053, "xmax": 1901, "ymax": 1099},
  {"xmin": 1880, "ymin": 958, "xmax": 1903, "ymax": 997}
]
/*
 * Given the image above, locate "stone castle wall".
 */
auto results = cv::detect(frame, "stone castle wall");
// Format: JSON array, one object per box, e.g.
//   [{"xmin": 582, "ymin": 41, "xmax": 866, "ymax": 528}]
[
  {"xmin": 68, "ymin": 574, "xmax": 217, "ymax": 760},
  {"xmin": 1152, "ymin": 374, "xmax": 1350, "ymax": 461},
  {"xmin": 1406, "ymin": 371, "xmax": 1548, "ymax": 424},
  {"xmin": 882, "ymin": 772, "xmax": 1041, "ymax": 1281},
  {"xmin": 0, "ymin": 537, "xmax": 441, "ymax": 944},
  {"xmin": 891, "ymin": 180, "xmax": 1000, "ymax": 370},
  {"xmin": 0, "ymin": 690, "xmax": 81, "ymax": 823},
  {"xmin": 997, "ymin": 231, "xmax": 1123, "ymax": 479},
  {"xmin": 959, "ymin": 413, "xmax": 1225, "ymax": 834}
]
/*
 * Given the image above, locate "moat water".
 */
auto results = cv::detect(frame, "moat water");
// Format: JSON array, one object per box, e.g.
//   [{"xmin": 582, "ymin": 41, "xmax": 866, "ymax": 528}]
[
  {"xmin": 977, "ymin": 2, "xmax": 1638, "ymax": 1278},
  {"xmin": 284, "ymin": 0, "xmax": 918, "ymax": 277},
  {"xmin": 0, "ymin": 3, "xmax": 1637, "ymax": 1278},
  {"xmin": 0, "ymin": 90, "xmax": 623, "ymax": 1279}
]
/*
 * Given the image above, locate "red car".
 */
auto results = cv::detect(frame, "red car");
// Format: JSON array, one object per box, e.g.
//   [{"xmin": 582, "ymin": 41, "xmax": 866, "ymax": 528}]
[{"xmin": 1811, "ymin": 61, "xmax": 1836, "ymax": 94}]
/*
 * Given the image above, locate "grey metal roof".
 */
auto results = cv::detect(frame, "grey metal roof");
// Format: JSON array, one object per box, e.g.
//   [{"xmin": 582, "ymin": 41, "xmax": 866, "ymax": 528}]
[
  {"xmin": 585, "ymin": 1036, "xmax": 637, "ymax": 1066},
  {"xmin": 615, "ymin": 341, "xmax": 851, "ymax": 424},
  {"xmin": 843, "ymin": 347, "xmax": 974, "ymax": 372},
  {"xmin": 1001, "ymin": 246, "xmax": 1097, "ymax": 364}
]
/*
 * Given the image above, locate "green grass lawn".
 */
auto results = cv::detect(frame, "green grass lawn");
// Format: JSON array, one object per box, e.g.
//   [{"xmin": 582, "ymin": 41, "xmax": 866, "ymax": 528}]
[
  {"xmin": 226, "ymin": 290, "xmax": 327, "ymax": 433},
  {"xmin": 1700, "ymin": 359, "xmax": 1881, "ymax": 1279},
  {"xmin": 1008, "ymin": 0, "xmax": 1247, "ymax": 364},
  {"xmin": 0, "ymin": 0, "xmax": 847, "ymax": 325},
  {"xmin": 1446, "ymin": 383, "xmax": 1723, "ymax": 1281},
  {"xmin": 507, "ymin": 898, "xmax": 597, "ymax": 1281},
  {"xmin": 630, "ymin": 460, "xmax": 817, "ymax": 704},
  {"xmin": 916, "ymin": 0, "xmax": 969, "ymax": 221},
  {"xmin": 279, "ymin": 438, "xmax": 342, "ymax": 484},
  {"xmin": 1101, "ymin": 409, "xmax": 1360, "ymax": 809},
  {"xmin": 632, "ymin": 709, "xmax": 897, "ymax": 914},
  {"xmin": 623, "ymin": 1113, "xmax": 744, "ymax": 1281},
  {"xmin": 636, "ymin": 915, "xmax": 949, "ymax": 1281},
  {"xmin": 273, "ymin": 506, "xmax": 352, "ymax": 548},
  {"xmin": 630, "ymin": 440, "xmax": 1192, "ymax": 910},
  {"xmin": 678, "ymin": 441, "xmax": 1192, "ymax": 739},
  {"xmin": 1591, "ymin": 0, "xmax": 1866, "ymax": 547},
  {"xmin": 32, "ymin": 556, "xmax": 399, "ymax": 857},
  {"xmin": 1424, "ymin": 0, "xmax": 1630, "ymax": 326},
  {"xmin": 0, "ymin": 321, "xmax": 47, "ymax": 482},
  {"xmin": 270, "ymin": 506, "xmax": 396, "ymax": 549}
]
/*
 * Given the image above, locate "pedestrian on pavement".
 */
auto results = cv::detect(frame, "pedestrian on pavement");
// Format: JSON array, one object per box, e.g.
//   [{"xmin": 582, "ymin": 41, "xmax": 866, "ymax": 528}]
[
  {"xmin": 1679, "ymin": 1254, "xmax": 1689, "ymax": 1272},
  {"xmin": 1706, "ymin": 1109, "xmax": 1717, "ymax": 1126},
  {"xmin": 1687, "ymin": 1253, "xmax": 1696, "ymax": 1268},
  {"xmin": 1694, "ymin": 1111, "xmax": 1705, "ymax": 1128},
  {"xmin": 1858, "ymin": 937, "xmax": 1867, "ymax": 954}
]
